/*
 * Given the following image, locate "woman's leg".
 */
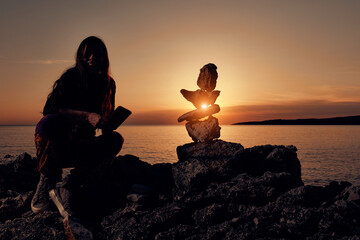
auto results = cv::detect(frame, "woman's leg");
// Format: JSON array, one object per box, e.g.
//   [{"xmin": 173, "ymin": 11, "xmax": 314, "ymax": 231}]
[
  {"xmin": 32, "ymin": 114, "xmax": 71, "ymax": 214},
  {"xmin": 35, "ymin": 114, "xmax": 72, "ymax": 178},
  {"xmin": 74, "ymin": 131, "xmax": 124, "ymax": 174},
  {"xmin": 65, "ymin": 131, "xmax": 123, "ymax": 219}
]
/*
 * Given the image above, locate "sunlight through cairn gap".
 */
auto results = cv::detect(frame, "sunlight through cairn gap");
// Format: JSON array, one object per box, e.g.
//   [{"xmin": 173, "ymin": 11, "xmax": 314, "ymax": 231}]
[{"xmin": 178, "ymin": 63, "xmax": 221, "ymax": 142}]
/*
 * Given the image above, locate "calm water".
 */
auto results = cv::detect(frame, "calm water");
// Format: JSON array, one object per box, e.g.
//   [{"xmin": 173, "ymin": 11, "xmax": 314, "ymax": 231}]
[{"xmin": 0, "ymin": 125, "xmax": 359, "ymax": 186}]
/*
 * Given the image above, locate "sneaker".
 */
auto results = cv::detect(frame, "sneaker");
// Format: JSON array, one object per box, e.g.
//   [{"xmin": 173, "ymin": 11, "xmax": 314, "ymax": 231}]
[
  {"xmin": 31, "ymin": 174, "xmax": 51, "ymax": 214},
  {"xmin": 49, "ymin": 187, "xmax": 73, "ymax": 219}
]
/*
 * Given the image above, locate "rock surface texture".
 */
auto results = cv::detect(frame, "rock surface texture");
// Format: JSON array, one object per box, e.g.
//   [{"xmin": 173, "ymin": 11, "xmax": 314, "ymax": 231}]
[
  {"xmin": 180, "ymin": 89, "xmax": 220, "ymax": 109},
  {"xmin": 185, "ymin": 116, "xmax": 221, "ymax": 143},
  {"xmin": 197, "ymin": 63, "xmax": 218, "ymax": 92},
  {"xmin": 178, "ymin": 105, "xmax": 220, "ymax": 123},
  {"xmin": 1, "ymin": 141, "xmax": 360, "ymax": 239},
  {"xmin": 178, "ymin": 63, "xmax": 221, "ymax": 142}
]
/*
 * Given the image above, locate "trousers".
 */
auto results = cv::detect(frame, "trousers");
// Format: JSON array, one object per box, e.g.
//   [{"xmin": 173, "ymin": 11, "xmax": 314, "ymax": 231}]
[{"xmin": 34, "ymin": 114, "xmax": 123, "ymax": 180}]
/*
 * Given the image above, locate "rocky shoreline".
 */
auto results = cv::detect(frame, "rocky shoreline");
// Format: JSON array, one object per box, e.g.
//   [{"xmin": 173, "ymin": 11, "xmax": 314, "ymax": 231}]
[{"xmin": 1, "ymin": 140, "xmax": 359, "ymax": 239}]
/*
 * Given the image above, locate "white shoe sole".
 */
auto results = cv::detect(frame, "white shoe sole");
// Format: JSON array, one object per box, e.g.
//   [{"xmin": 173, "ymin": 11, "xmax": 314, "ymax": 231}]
[
  {"xmin": 49, "ymin": 189, "xmax": 70, "ymax": 219},
  {"xmin": 31, "ymin": 201, "xmax": 49, "ymax": 214}
]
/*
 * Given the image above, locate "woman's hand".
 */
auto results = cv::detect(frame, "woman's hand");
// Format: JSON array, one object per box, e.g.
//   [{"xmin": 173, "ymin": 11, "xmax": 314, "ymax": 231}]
[
  {"xmin": 87, "ymin": 112, "xmax": 101, "ymax": 127},
  {"xmin": 58, "ymin": 108, "xmax": 102, "ymax": 128}
]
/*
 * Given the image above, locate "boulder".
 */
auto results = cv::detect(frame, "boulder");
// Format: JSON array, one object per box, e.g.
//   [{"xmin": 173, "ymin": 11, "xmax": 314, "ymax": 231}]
[
  {"xmin": 0, "ymin": 190, "xmax": 33, "ymax": 223},
  {"xmin": 275, "ymin": 182, "xmax": 351, "ymax": 208},
  {"xmin": 337, "ymin": 185, "xmax": 360, "ymax": 204},
  {"xmin": 102, "ymin": 203, "xmax": 191, "ymax": 240},
  {"xmin": 196, "ymin": 63, "xmax": 218, "ymax": 91},
  {"xmin": 192, "ymin": 203, "xmax": 238, "ymax": 228},
  {"xmin": 180, "ymin": 89, "xmax": 220, "ymax": 109},
  {"xmin": 63, "ymin": 216, "xmax": 94, "ymax": 240},
  {"xmin": 230, "ymin": 145, "xmax": 303, "ymax": 186},
  {"xmin": 173, "ymin": 143, "xmax": 302, "ymax": 201},
  {"xmin": 2, "ymin": 141, "xmax": 360, "ymax": 239},
  {"xmin": 0, "ymin": 211, "xmax": 65, "ymax": 240},
  {"xmin": 154, "ymin": 224, "xmax": 199, "ymax": 240},
  {"xmin": 0, "ymin": 153, "xmax": 39, "ymax": 192},
  {"xmin": 176, "ymin": 139, "xmax": 244, "ymax": 161},
  {"xmin": 185, "ymin": 116, "xmax": 221, "ymax": 142},
  {"xmin": 177, "ymin": 104, "xmax": 220, "ymax": 122}
]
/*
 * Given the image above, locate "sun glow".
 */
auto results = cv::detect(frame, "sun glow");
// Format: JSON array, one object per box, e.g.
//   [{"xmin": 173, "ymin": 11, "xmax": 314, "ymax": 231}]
[{"xmin": 201, "ymin": 104, "xmax": 212, "ymax": 109}]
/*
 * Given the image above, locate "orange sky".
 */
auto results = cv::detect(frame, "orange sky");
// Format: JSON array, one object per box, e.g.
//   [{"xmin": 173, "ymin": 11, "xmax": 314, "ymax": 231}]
[{"xmin": 0, "ymin": 0, "xmax": 359, "ymax": 125}]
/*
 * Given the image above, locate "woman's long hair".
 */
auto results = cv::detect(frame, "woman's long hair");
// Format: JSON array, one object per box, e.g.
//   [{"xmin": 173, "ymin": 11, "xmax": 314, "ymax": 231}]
[
  {"xmin": 76, "ymin": 36, "xmax": 110, "ymax": 79},
  {"xmin": 75, "ymin": 36, "xmax": 113, "ymax": 116},
  {"xmin": 45, "ymin": 36, "xmax": 113, "ymax": 116}
]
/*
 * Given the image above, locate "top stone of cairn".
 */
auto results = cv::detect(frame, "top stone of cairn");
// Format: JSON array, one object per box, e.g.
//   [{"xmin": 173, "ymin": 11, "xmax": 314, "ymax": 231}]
[{"xmin": 197, "ymin": 63, "xmax": 218, "ymax": 92}]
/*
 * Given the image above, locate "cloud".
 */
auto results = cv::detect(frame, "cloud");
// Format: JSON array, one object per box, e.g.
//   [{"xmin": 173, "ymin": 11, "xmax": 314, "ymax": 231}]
[
  {"xmin": 0, "ymin": 56, "xmax": 73, "ymax": 65},
  {"xmin": 20, "ymin": 59, "xmax": 73, "ymax": 65}
]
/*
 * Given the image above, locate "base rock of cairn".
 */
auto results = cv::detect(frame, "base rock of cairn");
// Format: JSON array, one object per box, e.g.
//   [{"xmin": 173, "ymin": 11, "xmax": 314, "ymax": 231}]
[{"xmin": 186, "ymin": 115, "xmax": 220, "ymax": 142}]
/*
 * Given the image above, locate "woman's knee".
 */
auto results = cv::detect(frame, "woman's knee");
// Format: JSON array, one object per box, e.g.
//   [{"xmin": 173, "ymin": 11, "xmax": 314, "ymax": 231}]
[
  {"xmin": 35, "ymin": 114, "xmax": 65, "ymax": 138},
  {"xmin": 102, "ymin": 131, "xmax": 124, "ymax": 154},
  {"xmin": 112, "ymin": 131, "xmax": 124, "ymax": 152}
]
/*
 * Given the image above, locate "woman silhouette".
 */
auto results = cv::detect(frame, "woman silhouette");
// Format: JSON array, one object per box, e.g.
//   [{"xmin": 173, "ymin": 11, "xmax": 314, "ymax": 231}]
[{"xmin": 31, "ymin": 36, "xmax": 123, "ymax": 215}]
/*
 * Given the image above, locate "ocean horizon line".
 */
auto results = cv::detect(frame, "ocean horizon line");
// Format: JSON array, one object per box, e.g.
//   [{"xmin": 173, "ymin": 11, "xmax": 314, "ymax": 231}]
[{"xmin": 2, "ymin": 114, "xmax": 360, "ymax": 127}]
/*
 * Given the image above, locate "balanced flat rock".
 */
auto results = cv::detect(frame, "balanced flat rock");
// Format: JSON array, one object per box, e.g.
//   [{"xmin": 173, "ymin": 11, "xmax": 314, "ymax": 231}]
[
  {"xmin": 180, "ymin": 89, "xmax": 220, "ymax": 109},
  {"xmin": 178, "ymin": 104, "xmax": 220, "ymax": 122},
  {"xmin": 197, "ymin": 63, "xmax": 218, "ymax": 92}
]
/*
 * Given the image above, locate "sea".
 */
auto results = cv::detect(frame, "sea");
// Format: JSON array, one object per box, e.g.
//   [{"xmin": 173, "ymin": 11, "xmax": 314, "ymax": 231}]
[{"xmin": 0, "ymin": 125, "xmax": 359, "ymax": 186}]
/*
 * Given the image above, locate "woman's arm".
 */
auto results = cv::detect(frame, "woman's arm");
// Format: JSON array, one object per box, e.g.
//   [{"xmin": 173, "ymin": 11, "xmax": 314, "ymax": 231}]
[{"xmin": 58, "ymin": 108, "xmax": 101, "ymax": 128}]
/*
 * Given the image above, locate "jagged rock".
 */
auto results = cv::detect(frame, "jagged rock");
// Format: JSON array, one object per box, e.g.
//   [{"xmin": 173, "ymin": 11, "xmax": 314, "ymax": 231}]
[
  {"xmin": 230, "ymin": 145, "xmax": 303, "ymax": 186},
  {"xmin": 155, "ymin": 224, "xmax": 199, "ymax": 240},
  {"xmin": 185, "ymin": 116, "xmax": 221, "ymax": 142},
  {"xmin": 0, "ymin": 153, "xmax": 39, "ymax": 192},
  {"xmin": 322, "ymin": 200, "xmax": 360, "ymax": 238},
  {"xmin": 180, "ymin": 89, "xmax": 220, "ymax": 109},
  {"xmin": 177, "ymin": 104, "xmax": 220, "ymax": 122},
  {"xmin": 197, "ymin": 63, "xmax": 218, "ymax": 91},
  {"xmin": 67, "ymin": 154, "xmax": 174, "ymax": 223},
  {"xmin": 192, "ymin": 203, "xmax": 238, "ymax": 228},
  {"xmin": 64, "ymin": 216, "xmax": 94, "ymax": 240},
  {"xmin": 0, "ymin": 210, "xmax": 65, "ymax": 240},
  {"xmin": 173, "ymin": 143, "xmax": 302, "ymax": 202},
  {"xmin": 178, "ymin": 172, "xmax": 300, "ymax": 207},
  {"xmin": 108, "ymin": 155, "xmax": 174, "ymax": 206},
  {"xmin": 173, "ymin": 140, "xmax": 245, "ymax": 198},
  {"xmin": 102, "ymin": 203, "xmax": 191, "ymax": 240},
  {"xmin": 0, "ymin": 190, "xmax": 33, "ymax": 223},
  {"xmin": 2, "ymin": 142, "xmax": 360, "ymax": 239},
  {"xmin": 275, "ymin": 182, "xmax": 351, "ymax": 208},
  {"xmin": 176, "ymin": 139, "xmax": 244, "ymax": 161},
  {"xmin": 337, "ymin": 185, "xmax": 360, "ymax": 204}
]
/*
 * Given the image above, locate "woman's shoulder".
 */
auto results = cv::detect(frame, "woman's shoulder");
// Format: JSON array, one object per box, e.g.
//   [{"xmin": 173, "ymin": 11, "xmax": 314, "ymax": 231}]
[{"xmin": 61, "ymin": 67, "xmax": 79, "ymax": 79}]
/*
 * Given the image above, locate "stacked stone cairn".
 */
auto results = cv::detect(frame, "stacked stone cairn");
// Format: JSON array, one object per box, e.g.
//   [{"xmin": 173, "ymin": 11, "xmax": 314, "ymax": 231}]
[{"xmin": 178, "ymin": 63, "xmax": 221, "ymax": 142}]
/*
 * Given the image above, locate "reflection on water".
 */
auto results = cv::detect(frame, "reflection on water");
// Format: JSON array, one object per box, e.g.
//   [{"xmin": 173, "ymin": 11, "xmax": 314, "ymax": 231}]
[
  {"xmin": 1, "ymin": 125, "xmax": 359, "ymax": 186},
  {"xmin": 0, "ymin": 126, "xmax": 37, "ymax": 157}
]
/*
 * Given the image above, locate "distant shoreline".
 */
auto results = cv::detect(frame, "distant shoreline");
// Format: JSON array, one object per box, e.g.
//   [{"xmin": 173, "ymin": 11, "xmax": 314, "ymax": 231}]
[{"xmin": 233, "ymin": 115, "xmax": 360, "ymax": 125}]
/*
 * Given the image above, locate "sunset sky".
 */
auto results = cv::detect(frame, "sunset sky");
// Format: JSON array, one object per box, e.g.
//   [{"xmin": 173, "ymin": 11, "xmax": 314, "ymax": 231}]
[{"xmin": 0, "ymin": 0, "xmax": 359, "ymax": 125}]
